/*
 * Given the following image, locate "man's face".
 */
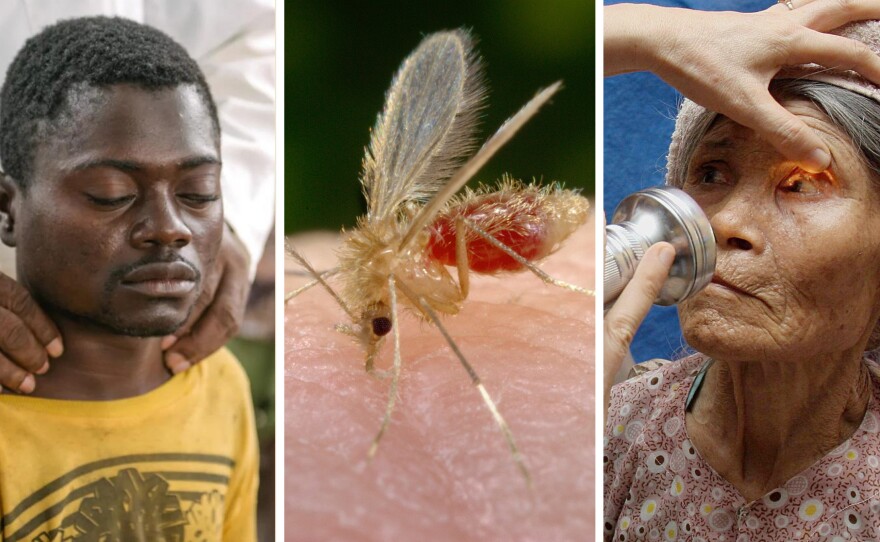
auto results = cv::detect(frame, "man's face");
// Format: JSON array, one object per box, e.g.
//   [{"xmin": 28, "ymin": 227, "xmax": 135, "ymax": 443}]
[{"xmin": 9, "ymin": 84, "xmax": 222, "ymax": 336}]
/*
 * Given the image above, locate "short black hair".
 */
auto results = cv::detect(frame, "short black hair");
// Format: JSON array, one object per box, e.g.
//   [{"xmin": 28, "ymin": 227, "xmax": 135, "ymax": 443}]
[{"xmin": 0, "ymin": 16, "xmax": 220, "ymax": 187}]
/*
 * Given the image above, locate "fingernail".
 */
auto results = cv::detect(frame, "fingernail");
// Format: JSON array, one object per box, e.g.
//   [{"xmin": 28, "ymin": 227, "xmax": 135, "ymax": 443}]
[
  {"xmin": 36, "ymin": 361, "xmax": 49, "ymax": 375},
  {"xmin": 160, "ymin": 335, "xmax": 178, "ymax": 350},
  {"xmin": 803, "ymin": 148, "xmax": 830, "ymax": 173},
  {"xmin": 166, "ymin": 353, "xmax": 191, "ymax": 374},
  {"xmin": 46, "ymin": 338, "xmax": 63, "ymax": 358},
  {"xmin": 18, "ymin": 374, "xmax": 35, "ymax": 394},
  {"xmin": 658, "ymin": 245, "xmax": 676, "ymax": 267}
]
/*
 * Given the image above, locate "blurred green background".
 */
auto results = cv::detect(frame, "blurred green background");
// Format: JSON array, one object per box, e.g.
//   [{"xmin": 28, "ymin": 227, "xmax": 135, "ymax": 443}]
[{"xmin": 286, "ymin": 0, "xmax": 594, "ymax": 233}]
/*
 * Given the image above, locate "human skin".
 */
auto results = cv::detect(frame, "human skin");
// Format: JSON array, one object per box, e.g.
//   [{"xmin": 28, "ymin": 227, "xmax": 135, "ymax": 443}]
[
  {"xmin": 604, "ymin": 0, "xmax": 880, "ymax": 172},
  {"xmin": 161, "ymin": 221, "xmax": 249, "ymax": 374},
  {"xmin": 0, "ymin": 84, "xmax": 223, "ymax": 400},
  {"xmin": 0, "ymin": 223, "xmax": 248, "ymax": 390},
  {"xmin": 286, "ymin": 219, "xmax": 595, "ymax": 541},
  {"xmin": 677, "ymin": 100, "xmax": 880, "ymax": 500},
  {"xmin": 603, "ymin": 241, "xmax": 674, "ymax": 419}
]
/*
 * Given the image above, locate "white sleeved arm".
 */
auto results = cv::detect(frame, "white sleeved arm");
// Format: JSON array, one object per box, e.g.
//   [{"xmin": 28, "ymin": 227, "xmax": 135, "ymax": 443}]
[{"xmin": 196, "ymin": 9, "xmax": 276, "ymax": 278}]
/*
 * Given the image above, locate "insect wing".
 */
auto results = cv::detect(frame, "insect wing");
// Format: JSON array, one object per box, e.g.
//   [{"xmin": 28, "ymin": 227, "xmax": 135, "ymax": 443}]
[
  {"xmin": 400, "ymin": 81, "xmax": 562, "ymax": 250},
  {"xmin": 362, "ymin": 29, "xmax": 485, "ymax": 221}
]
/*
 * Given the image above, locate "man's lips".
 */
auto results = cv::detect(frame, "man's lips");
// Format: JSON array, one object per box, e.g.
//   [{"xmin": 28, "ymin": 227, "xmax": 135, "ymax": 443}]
[{"xmin": 120, "ymin": 262, "xmax": 198, "ymax": 297}]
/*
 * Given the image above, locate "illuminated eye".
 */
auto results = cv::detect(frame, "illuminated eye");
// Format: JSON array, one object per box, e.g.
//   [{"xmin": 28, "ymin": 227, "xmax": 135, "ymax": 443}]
[
  {"xmin": 372, "ymin": 317, "xmax": 392, "ymax": 336},
  {"xmin": 780, "ymin": 172, "xmax": 822, "ymax": 194}
]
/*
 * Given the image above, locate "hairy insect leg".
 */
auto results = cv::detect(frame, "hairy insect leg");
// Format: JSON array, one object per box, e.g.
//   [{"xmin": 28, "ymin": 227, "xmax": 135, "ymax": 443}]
[
  {"xmin": 454, "ymin": 216, "xmax": 471, "ymax": 299},
  {"xmin": 394, "ymin": 278, "xmax": 532, "ymax": 486},
  {"xmin": 328, "ymin": 322, "xmax": 386, "ymax": 377},
  {"xmin": 367, "ymin": 274, "xmax": 403, "ymax": 460},
  {"xmin": 287, "ymin": 243, "xmax": 386, "ymax": 377},
  {"xmin": 364, "ymin": 339, "xmax": 385, "ymax": 377},
  {"xmin": 286, "ymin": 243, "xmax": 356, "ymax": 320},
  {"xmin": 285, "ymin": 267, "xmax": 341, "ymax": 303},
  {"xmin": 461, "ymin": 217, "xmax": 595, "ymax": 296}
]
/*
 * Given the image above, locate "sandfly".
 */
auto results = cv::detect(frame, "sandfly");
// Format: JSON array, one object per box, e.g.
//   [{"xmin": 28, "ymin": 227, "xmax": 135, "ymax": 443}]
[{"xmin": 287, "ymin": 28, "xmax": 591, "ymax": 483}]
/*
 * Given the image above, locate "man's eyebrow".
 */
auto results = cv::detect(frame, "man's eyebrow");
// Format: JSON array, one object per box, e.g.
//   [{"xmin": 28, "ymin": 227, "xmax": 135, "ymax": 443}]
[
  {"xmin": 69, "ymin": 155, "xmax": 221, "ymax": 172},
  {"xmin": 71, "ymin": 158, "xmax": 142, "ymax": 172},
  {"xmin": 178, "ymin": 155, "xmax": 221, "ymax": 169}
]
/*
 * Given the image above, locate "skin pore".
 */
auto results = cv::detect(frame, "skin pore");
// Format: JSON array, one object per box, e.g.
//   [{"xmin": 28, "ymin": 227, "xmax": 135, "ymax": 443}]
[
  {"xmin": 0, "ymin": 84, "xmax": 223, "ymax": 401},
  {"xmin": 285, "ymin": 222, "xmax": 594, "ymax": 541},
  {"xmin": 679, "ymin": 100, "xmax": 880, "ymax": 502}
]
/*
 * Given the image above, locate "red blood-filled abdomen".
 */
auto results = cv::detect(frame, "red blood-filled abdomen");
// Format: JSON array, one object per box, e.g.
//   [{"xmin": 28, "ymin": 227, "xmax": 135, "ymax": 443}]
[{"xmin": 427, "ymin": 192, "xmax": 549, "ymax": 273}]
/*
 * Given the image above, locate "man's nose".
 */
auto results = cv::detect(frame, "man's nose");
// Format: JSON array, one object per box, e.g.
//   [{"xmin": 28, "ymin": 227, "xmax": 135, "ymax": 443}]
[{"xmin": 129, "ymin": 194, "xmax": 192, "ymax": 248}]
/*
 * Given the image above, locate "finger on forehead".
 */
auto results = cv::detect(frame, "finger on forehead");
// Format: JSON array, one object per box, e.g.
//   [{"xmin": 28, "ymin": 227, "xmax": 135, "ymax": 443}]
[
  {"xmin": 789, "ymin": 0, "xmax": 880, "ymax": 31},
  {"xmin": 786, "ymin": 31, "xmax": 880, "ymax": 85},
  {"xmin": 739, "ymin": 91, "xmax": 831, "ymax": 171},
  {"xmin": 0, "ymin": 274, "xmax": 61, "ymax": 349}
]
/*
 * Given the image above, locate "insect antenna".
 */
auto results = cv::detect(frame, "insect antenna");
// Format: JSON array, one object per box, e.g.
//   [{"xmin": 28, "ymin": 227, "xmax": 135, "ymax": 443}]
[
  {"xmin": 458, "ymin": 217, "xmax": 595, "ymax": 296},
  {"xmin": 399, "ymin": 81, "xmax": 563, "ymax": 252},
  {"xmin": 367, "ymin": 274, "xmax": 403, "ymax": 460},
  {"xmin": 394, "ymin": 278, "xmax": 532, "ymax": 487},
  {"xmin": 286, "ymin": 243, "xmax": 356, "ymax": 320}
]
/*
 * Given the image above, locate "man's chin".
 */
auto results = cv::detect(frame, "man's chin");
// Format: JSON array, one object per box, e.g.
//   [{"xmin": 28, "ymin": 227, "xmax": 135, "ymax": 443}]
[
  {"xmin": 103, "ymin": 303, "xmax": 195, "ymax": 337},
  {"xmin": 84, "ymin": 314, "xmax": 187, "ymax": 338},
  {"xmin": 54, "ymin": 305, "xmax": 192, "ymax": 338},
  {"xmin": 106, "ymin": 320, "xmax": 186, "ymax": 338}
]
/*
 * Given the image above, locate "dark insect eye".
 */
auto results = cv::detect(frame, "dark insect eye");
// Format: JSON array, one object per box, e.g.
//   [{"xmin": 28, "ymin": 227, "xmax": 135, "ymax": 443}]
[{"xmin": 372, "ymin": 317, "xmax": 392, "ymax": 336}]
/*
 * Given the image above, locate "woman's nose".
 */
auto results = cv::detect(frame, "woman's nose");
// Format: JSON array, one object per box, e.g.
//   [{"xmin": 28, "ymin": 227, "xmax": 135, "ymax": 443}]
[
  {"xmin": 130, "ymin": 195, "xmax": 192, "ymax": 249},
  {"xmin": 708, "ymin": 194, "xmax": 763, "ymax": 253}
]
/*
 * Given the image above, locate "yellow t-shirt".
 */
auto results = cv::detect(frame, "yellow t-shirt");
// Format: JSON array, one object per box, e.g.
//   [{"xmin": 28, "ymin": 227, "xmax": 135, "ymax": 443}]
[{"xmin": 0, "ymin": 348, "xmax": 258, "ymax": 542}]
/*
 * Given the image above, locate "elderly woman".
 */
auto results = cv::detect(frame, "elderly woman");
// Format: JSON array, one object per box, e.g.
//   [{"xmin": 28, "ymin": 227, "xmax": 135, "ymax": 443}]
[{"xmin": 604, "ymin": 19, "xmax": 880, "ymax": 541}]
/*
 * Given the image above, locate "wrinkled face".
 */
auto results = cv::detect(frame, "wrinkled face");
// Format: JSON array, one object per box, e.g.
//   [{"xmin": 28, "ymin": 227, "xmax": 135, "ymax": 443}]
[
  {"xmin": 7, "ymin": 84, "xmax": 222, "ymax": 336},
  {"xmin": 678, "ymin": 100, "xmax": 880, "ymax": 362}
]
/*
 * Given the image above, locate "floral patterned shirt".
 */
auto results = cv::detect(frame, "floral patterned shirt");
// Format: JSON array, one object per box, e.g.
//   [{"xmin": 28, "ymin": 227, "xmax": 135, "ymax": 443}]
[{"xmin": 604, "ymin": 354, "xmax": 880, "ymax": 541}]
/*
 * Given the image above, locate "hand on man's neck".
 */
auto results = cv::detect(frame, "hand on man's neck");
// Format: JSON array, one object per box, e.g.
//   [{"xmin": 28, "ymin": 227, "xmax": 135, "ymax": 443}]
[{"xmin": 27, "ymin": 315, "xmax": 172, "ymax": 401}]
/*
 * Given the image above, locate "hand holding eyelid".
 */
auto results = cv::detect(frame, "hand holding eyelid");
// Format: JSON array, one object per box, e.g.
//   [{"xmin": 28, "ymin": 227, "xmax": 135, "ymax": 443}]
[{"xmin": 604, "ymin": 1, "xmax": 880, "ymax": 172}]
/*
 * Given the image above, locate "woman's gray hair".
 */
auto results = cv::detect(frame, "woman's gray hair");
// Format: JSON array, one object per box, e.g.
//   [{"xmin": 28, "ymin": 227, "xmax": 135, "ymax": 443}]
[{"xmin": 665, "ymin": 79, "xmax": 880, "ymax": 187}]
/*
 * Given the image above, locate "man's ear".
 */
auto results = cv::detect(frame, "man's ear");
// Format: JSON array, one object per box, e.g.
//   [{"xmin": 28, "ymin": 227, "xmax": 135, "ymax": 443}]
[{"xmin": 0, "ymin": 172, "xmax": 19, "ymax": 247}]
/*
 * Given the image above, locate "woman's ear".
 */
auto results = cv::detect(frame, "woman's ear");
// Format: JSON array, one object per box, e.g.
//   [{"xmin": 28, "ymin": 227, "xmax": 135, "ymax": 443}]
[{"xmin": 0, "ymin": 172, "xmax": 19, "ymax": 247}]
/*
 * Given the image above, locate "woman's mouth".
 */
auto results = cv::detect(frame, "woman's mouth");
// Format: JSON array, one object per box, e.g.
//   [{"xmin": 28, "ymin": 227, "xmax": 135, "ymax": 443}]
[{"xmin": 709, "ymin": 275, "xmax": 748, "ymax": 295}]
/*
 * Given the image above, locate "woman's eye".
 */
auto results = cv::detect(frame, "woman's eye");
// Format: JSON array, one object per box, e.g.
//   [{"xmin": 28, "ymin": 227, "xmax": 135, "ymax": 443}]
[
  {"xmin": 701, "ymin": 168, "xmax": 723, "ymax": 184},
  {"xmin": 692, "ymin": 164, "xmax": 727, "ymax": 186},
  {"xmin": 779, "ymin": 173, "xmax": 822, "ymax": 195}
]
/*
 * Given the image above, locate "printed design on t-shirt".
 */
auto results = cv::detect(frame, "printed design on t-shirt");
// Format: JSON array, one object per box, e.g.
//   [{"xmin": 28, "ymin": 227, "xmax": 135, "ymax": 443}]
[{"xmin": 2, "ymin": 453, "xmax": 234, "ymax": 542}]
